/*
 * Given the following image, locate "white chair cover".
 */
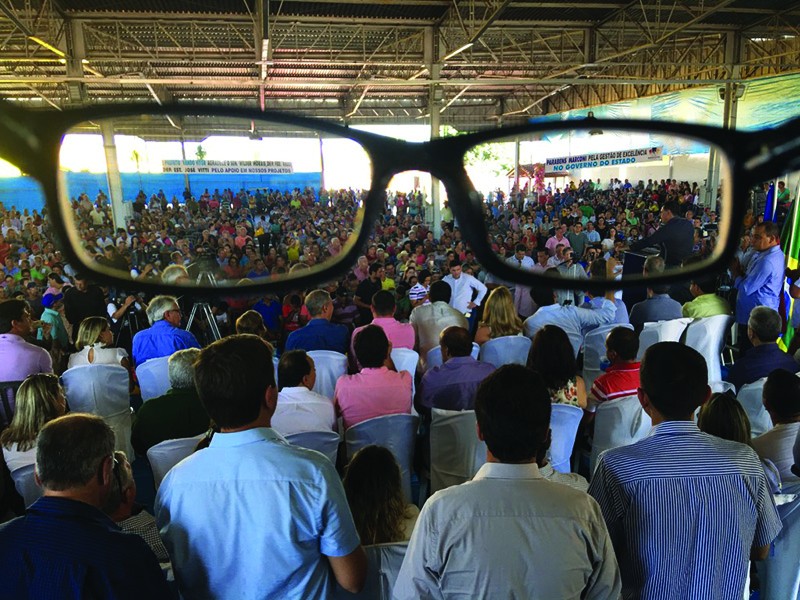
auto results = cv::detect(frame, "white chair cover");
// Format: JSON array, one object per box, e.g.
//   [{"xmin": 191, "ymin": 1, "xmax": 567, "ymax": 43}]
[
  {"xmin": 307, "ymin": 350, "xmax": 347, "ymax": 400},
  {"xmin": 273, "ymin": 355, "xmax": 279, "ymax": 388},
  {"xmin": 345, "ymin": 414, "xmax": 418, "ymax": 502},
  {"xmin": 548, "ymin": 404, "xmax": 583, "ymax": 473},
  {"xmin": 479, "ymin": 335, "xmax": 532, "ymax": 368},
  {"xmin": 710, "ymin": 381, "xmax": 736, "ymax": 394},
  {"xmin": 391, "ymin": 348, "xmax": 420, "ymax": 404},
  {"xmin": 756, "ymin": 482, "xmax": 800, "ymax": 600},
  {"xmin": 637, "ymin": 318, "xmax": 694, "ymax": 360},
  {"xmin": 11, "ymin": 464, "xmax": 41, "ymax": 507},
  {"xmin": 62, "ymin": 364, "xmax": 133, "ymax": 458},
  {"xmin": 737, "ymin": 378, "xmax": 773, "ymax": 437},
  {"xmin": 332, "ymin": 543, "xmax": 408, "ymax": 600},
  {"xmin": 425, "ymin": 343, "xmax": 480, "ymax": 372},
  {"xmin": 135, "ymin": 356, "xmax": 171, "ymax": 401},
  {"xmin": 684, "ymin": 315, "xmax": 734, "ymax": 383},
  {"xmin": 429, "ymin": 409, "xmax": 486, "ymax": 493},
  {"xmin": 285, "ymin": 430, "xmax": 340, "ymax": 465},
  {"xmin": 582, "ymin": 323, "xmax": 634, "ymax": 393},
  {"xmin": 590, "ymin": 395, "xmax": 651, "ymax": 474},
  {"xmin": 147, "ymin": 435, "xmax": 204, "ymax": 491}
]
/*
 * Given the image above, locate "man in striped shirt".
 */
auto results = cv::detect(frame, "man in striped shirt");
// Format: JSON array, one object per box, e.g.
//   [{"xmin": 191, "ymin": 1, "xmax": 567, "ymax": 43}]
[
  {"xmin": 587, "ymin": 326, "xmax": 641, "ymax": 412},
  {"xmin": 589, "ymin": 342, "xmax": 782, "ymax": 600}
]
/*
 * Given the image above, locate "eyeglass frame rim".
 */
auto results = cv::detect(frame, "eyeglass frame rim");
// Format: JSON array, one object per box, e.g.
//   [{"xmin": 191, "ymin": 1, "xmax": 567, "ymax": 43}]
[{"xmin": 1, "ymin": 100, "xmax": 797, "ymax": 295}]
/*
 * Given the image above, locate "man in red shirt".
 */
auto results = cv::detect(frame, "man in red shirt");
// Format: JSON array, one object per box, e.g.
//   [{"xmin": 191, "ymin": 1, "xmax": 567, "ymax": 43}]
[{"xmin": 587, "ymin": 326, "xmax": 641, "ymax": 411}]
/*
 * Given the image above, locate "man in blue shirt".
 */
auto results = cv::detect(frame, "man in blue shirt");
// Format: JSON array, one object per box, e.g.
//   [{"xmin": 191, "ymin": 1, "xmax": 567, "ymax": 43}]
[
  {"xmin": 0, "ymin": 414, "xmax": 171, "ymax": 599},
  {"xmin": 156, "ymin": 334, "xmax": 365, "ymax": 599},
  {"xmin": 725, "ymin": 306, "xmax": 800, "ymax": 391},
  {"xmin": 732, "ymin": 221, "xmax": 785, "ymax": 347},
  {"xmin": 132, "ymin": 295, "xmax": 200, "ymax": 366},
  {"xmin": 589, "ymin": 342, "xmax": 782, "ymax": 600},
  {"xmin": 285, "ymin": 289, "xmax": 349, "ymax": 354}
]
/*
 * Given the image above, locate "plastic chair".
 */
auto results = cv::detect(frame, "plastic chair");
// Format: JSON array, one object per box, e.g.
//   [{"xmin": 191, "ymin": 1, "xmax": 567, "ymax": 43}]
[
  {"xmin": 273, "ymin": 355, "xmax": 279, "ymax": 388},
  {"xmin": 285, "ymin": 430, "xmax": 340, "ymax": 464},
  {"xmin": 756, "ymin": 482, "xmax": 800, "ymax": 600},
  {"xmin": 147, "ymin": 434, "xmax": 204, "ymax": 491},
  {"xmin": 332, "ymin": 542, "xmax": 408, "ymax": 600},
  {"xmin": 737, "ymin": 378, "xmax": 773, "ymax": 437},
  {"xmin": 479, "ymin": 335, "xmax": 532, "ymax": 368},
  {"xmin": 582, "ymin": 323, "xmax": 634, "ymax": 392},
  {"xmin": 684, "ymin": 315, "xmax": 734, "ymax": 383},
  {"xmin": 710, "ymin": 381, "xmax": 736, "ymax": 394},
  {"xmin": 590, "ymin": 395, "xmax": 652, "ymax": 474},
  {"xmin": 135, "ymin": 356, "xmax": 171, "ymax": 402},
  {"xmin": 307, "ymin": 350, "xmax": 347, "ymax": 400},
  {"xmin": 10, "ymin": 464, "xmax": 41, "ymax": 507},
  {"xmin": 0, "ymin": 380, "xmax": 23, "ymax": 429},
  {"xmin": 62, "ymin": 364, "xmax": 133, "ymax": 458},
  {"xmin": 548, "ymin": 404, "xmax": 583, "ymax": 473},
  {"xmin": 425, "ymin": 343, "xmax": 480, "ymax": 372},
  {"xmin": 429, "ymin": 409, "xmax": 486, "ymax": 493},
  {"xmin": 637, "ymin": 318, "xmax": 693, "ymax": 360},
  {"xmin": 345, "ymin": 414, "xmax": 418, "ymax": 502}
]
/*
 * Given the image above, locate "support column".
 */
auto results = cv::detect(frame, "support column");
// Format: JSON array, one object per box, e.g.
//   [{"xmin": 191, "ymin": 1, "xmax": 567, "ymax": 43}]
[
  {"xmin": 65, "ymin": 19, "xmax": 88, "ymax": 105},
  {"xmin": 425, "ymin": 25, "xmax": 442, "ymax": 238},
  {"xmin": 101, "ymin": 121, "xmax": 126, "ymax": 229}
]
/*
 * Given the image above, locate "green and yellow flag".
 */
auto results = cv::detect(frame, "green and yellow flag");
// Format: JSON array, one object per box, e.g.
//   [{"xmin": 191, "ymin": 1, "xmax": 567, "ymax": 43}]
[{"xmin": 780, "ymin": 198, "xmax": 800, "ymax": 351}]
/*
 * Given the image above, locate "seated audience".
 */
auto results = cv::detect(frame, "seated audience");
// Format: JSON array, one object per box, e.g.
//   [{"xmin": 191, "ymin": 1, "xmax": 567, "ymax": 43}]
[
  {"xmin": 68, "ymin": 316, "xmax": 129, "ymax": 369},
  {"xmin": 417, "ymin": 326, "xmax": 495, "ymax": 413},
  {"xmin": 155, "ymin": 334, "xmax": 366, "ymax": 598},
  {"xmin": 752, "ymin": 369, "xmax": 800, "ymax": 482},
  {"xmin": 131, "ymin": 348, "xmax": 209, "ymax": 455},
  {"xmin": 589, "ymin": 342, "xmax": 782, "ymax": 599},
  {"xmin": 394, "ymin": 365, "xmax": 620, "ymax": 599},
  {"xmin": 698, "ymin": 391, "xmax": 781, "ymax": 493},
  {"xmin": 0, "ymin": 373, "xmax": 66, "ymax": 473},
  {"xmin": 342, "ymin": 445, "xmax": 419, "ymax": 544},
  {"xmin": 474, "ymin": 286, "xmax": 524, "ymax": 345},
  {"xmin": 335, "ymin": 325, "xmax": 412, "ymax": 430},
  {"xmin": 104, "ymin": 451, "xmax": 170, "ymax": 563},
  {"xmin": 0, "ymin": 414, "xmax": 172, "ymax": 598},
  {"xmin": 681, "ymin": 266, "xmax": 731, "ymax": 319},
  {"xmin": 351, "ymin": 290, "xmax": 415, "ymax": 366},
  {"xmin": 524, "ymin": 269, "xmax": 617, "ymax": 357},
  {"xmin": 628, "ymin": 256, "xmax": 683, "ymax": 332},
  {"xmin": 725, "ymin": 306, "xmax": 800, "ymax": 391},
  {"xmin": 409, "ymin": 280, "xmax": 468, "ymax": 368},
  {"xmin": 272, "ymin": 350, "xmax": 336, "ymax": 436},
  {"xmin": 587, "ymin": 327, "xmax": 641, "ymax": 411},
  {"xmin": 285, "ymin": 289, "xmax": 349, "ymax": 354},
  {"xmin": 527, "ymin": 325, "xmax": 587, "ymax": 409},
  {"xmin": 132, "ymin": 295, "xmax": 200, "ymax": 366}
]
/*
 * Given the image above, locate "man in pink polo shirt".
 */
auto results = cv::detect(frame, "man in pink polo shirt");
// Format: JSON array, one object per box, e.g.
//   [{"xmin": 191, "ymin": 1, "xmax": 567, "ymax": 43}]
[
  {"xmin": 335, "ymin": 325, "xmax": 412, "ymax": 430},
  {"xmin": 350, "ymin": 290, "xmax": 415, "ymax": 369}
]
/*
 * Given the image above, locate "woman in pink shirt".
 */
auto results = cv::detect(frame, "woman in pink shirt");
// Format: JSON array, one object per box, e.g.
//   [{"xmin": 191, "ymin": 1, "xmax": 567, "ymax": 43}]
[{"xmin": 335, "ymin": 325, "xmax": 412, "ymax": 430}]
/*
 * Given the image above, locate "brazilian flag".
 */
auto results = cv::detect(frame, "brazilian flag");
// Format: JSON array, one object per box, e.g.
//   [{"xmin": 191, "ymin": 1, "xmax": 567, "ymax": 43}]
[{"xmin": 780, "ymin": 197, "xmax": 800, "ymax": 351}]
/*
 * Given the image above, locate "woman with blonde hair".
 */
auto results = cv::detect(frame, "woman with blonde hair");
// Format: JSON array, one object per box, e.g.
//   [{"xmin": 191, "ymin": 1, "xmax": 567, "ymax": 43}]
[
  {"xmin": 0, "ymin": 373, "xmax": 66, "ymax": 473},
  {"xmin": 68, "ymin": 316, "xmax": 129, "ymax": 369},
  {"xmin": 474, "ymin": 285, "xmax": 524, "ymax": 345},
  {"xmin": 342, "ymin": 445, "xmax": 418, "ymax": 544}
]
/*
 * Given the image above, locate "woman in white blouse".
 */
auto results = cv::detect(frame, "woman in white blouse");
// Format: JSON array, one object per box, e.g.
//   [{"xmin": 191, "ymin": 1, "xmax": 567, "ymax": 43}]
[
  {"xmin": 68, "ymin": 316, "xmax": 130, "ymax": 370},
  {"xmin": 0, "ymin": 374, "xmax": 66, "ymax": 473}
]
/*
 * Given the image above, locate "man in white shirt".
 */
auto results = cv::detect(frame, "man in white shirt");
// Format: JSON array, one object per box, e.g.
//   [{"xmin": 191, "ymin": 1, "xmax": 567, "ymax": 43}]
[
  {"xmin": 272, "ymin": 350, "xmax": 336, "ymax": 436},
  {"xmin": 394, "ymin": 364, "xmax": 620, "ymax": 599},
  {"xmin": 442, "ymin": 259, "xmax": 487, "ymax": 316},
  {"xmin": 753, "ymin": 368, "xmax": 800, "ymax": 482}
]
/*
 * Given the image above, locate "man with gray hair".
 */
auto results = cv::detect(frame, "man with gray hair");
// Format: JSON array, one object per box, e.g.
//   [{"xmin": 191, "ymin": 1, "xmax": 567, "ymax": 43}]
[
  {"xmin": 725, "ymin": 306, "xmax": 800, "ymax": 391},
  {"xmin": 131, "ymin": 347, "xmax": 209, "ymax": 454},
  {"xmin": 0, "ymin": 414, "xmax": 172, "ymax": 598},
  {"xmin": 132, "ymin": 294, "xmax": 200, "ymax": 365},
  {"xmin": 285, "ymin": 289, "xmax": 349, "ymax": 353}
]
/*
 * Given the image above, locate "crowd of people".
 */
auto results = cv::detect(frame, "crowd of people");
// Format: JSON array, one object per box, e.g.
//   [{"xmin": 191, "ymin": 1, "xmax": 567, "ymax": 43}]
[{"xmin": 0, "ymin": 172, "xmax": 798, "ymax": 599}]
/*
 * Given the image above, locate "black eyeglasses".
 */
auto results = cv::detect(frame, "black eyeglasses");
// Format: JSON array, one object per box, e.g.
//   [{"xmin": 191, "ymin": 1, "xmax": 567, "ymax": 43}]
[{"xmin": 1, "ymin": 101, "xmax": 798, "ymax": 294}]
